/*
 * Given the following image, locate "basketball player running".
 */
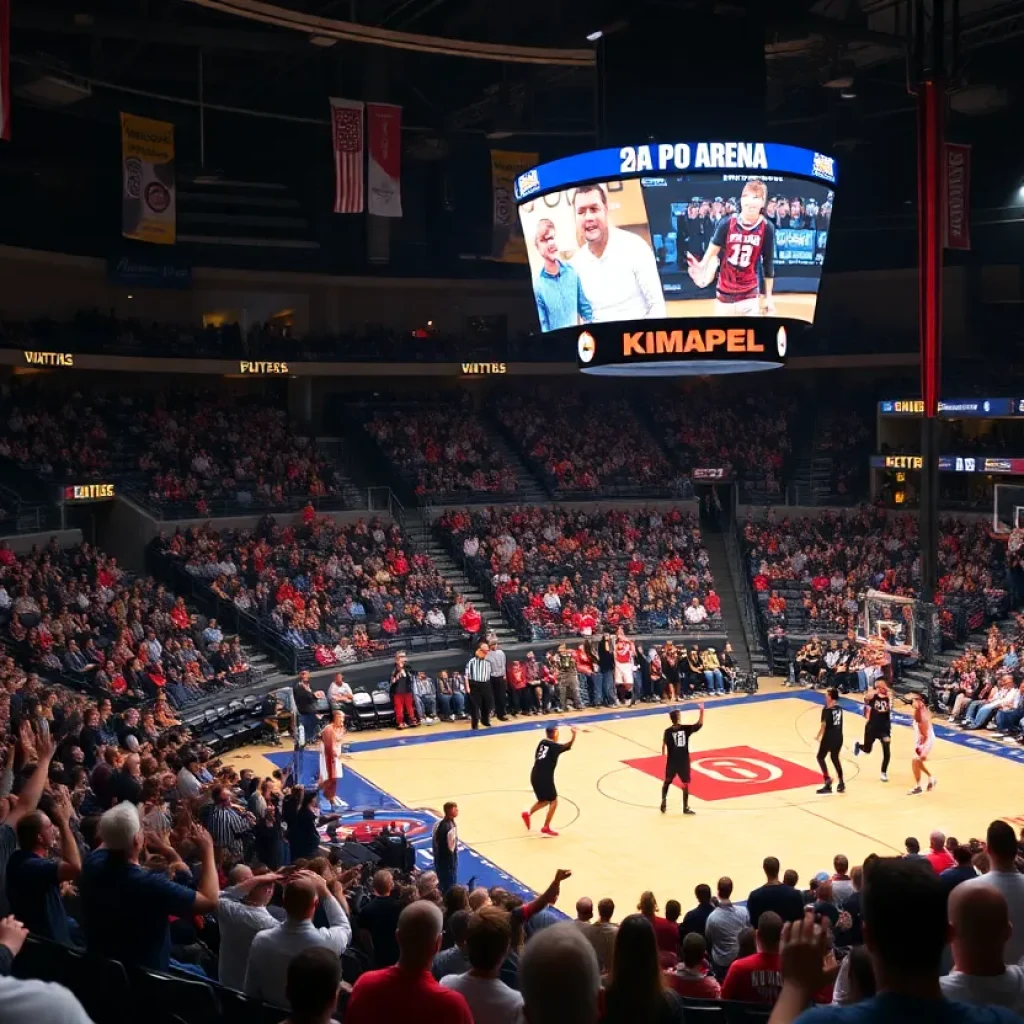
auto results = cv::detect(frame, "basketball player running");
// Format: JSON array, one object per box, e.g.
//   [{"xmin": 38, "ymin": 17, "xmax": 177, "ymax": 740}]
[
  {"xmin": 522, "ymin": 725, "xmax": 578, "ymax": 836},
  {"xmin": 908, "ymin": 693, "xmax": 937, "ymax": 795},
  {"xmin": 815, "ymin": 688, "xmax": 845, "ymax": 794},
  {"xmin": 853, "ymin": 679, "xmax": 892, "ymax": 781},
  {"xmin": 660, "ymin": 703, "xmax": 705, "ymax": 815},
  {"xmin": 687, "ymin": 179, "xmax": 776, "ymax": 316}
]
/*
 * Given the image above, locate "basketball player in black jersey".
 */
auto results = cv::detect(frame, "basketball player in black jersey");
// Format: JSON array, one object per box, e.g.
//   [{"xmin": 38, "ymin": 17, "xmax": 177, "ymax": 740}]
[
  {"xmin": 522, "ymin": 725, "xmax": 577, "ymax": 837},
  {"xmin": 660, "ymin": 703, "xmax": 705, "ymax": 815},
  {"xmin": 853, "ymin": 679, "xmax": 892, "ymax": 782},
  {"xmin": 815, "ymin": 688, "xmax": 845, "ymax": 794}
]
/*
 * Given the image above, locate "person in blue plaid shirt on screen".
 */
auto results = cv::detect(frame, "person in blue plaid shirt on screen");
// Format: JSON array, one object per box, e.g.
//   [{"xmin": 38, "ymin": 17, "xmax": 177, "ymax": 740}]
[{"xmin": 533, "ymin": 218, "xmax": 593, "ymax": 332}]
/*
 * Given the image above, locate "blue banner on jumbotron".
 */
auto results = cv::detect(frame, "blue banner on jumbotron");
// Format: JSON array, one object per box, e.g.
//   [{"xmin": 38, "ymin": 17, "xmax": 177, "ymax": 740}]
[{"xmin": 514, "ymin": 142, "xmax": 838, "ymax": 201}]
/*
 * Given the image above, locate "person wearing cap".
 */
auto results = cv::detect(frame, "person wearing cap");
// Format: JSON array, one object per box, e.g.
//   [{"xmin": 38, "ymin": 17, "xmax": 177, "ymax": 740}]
[
  {"xmin": 569, "ymin": 183, "xmax": 666, "ymax": 323},
  {"xmin": 785, "ymin": 196, "xmax": 808, "ymax": 229},
  {"xmin": 709, "ymin": 197, "xmax": 725, "ymax": 232},
  {"xmin": 680, "ymin": 197, "xmax": 710, "ymax": 263}
]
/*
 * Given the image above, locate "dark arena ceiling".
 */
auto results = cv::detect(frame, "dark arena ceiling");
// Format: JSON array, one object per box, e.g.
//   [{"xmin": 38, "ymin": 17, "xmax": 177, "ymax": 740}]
[{"xmin": 4, "ymin": 1, "xmax": 1024, "ymax": 268}]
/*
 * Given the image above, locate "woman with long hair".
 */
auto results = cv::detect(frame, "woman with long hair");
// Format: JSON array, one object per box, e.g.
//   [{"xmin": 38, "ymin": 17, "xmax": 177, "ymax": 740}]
[{"xmin": 602, "ymin": 915, "xmax": 684, "ymax": 1024}]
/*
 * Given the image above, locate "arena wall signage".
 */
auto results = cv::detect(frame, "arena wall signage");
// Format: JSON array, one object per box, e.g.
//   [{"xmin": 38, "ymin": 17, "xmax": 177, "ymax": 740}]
[
  {"xmin": 692, "ymin": 467, "xmax": 733, "ymax": 481},
  {"xmin": 23, "ymin": 351, "xmax": 74, "ymax": 367},
  {"xmin": 239, "ymin": 361, "xmax": 290, "ymax": 375},
  {"xmin": 63, "ymin": 483, "xmax": 116, "ymax": 501},
  {"xmin": 460, "ymin": 362, "xmax": 508, "ymax": 375},
  {"xmin": 515, "ymin": 141, "xmax": 836, "ymax": 376},
  {"xmin": 871, "ymin": 455, "xmax": 1024, "ymax": 475},
  {"xmin": 878, "ymin": 398, "xmax": 1021, "ymax": 417}
]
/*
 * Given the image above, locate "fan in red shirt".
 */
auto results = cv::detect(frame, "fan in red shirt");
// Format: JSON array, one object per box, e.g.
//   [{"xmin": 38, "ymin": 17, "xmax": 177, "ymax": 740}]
[
  {"xmin": 925, "ymin": 831, "xmax": 955, "ymax": 873},
  {"xmin": 638, "ymin": 891, "xmax": 679, "ymax": 957},
  {"xmin": 667, "ymin": 933, "xmax": 722, "ymax": 1000},
  {"xmin": 345, "ymin": 902, "xmax": 472, "ymax": 1024},
  {"xmin": 721, "ymin": 912, "xmax": 834, "ymax": 1006},
  {"xmin": 459, "ymin": 604, "xmax": 482, "ymax": 635}
]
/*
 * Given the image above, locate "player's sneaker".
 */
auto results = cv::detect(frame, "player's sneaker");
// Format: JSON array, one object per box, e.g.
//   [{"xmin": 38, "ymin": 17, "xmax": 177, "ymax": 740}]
[
  {"xmin": 853, "ymin": 742, "xmax": 861, "ymax": 756},
  {"xmin": 880, "ymin": 772, "xmax": 889, "ymax": 782},
  {"xmin": 659, "ymin": 799, "xmax": 666, "ymax": 814},
  {"xmin": 927, "ymin": 777, "xmax": 938, "ymax": 791},
  {"xmin": 540, "ymin": 826, "xmax": 559, "ymax": 837},
  {"xmin": 816, "ymin": 782, "xmax": 833, "ymax": 794},
  {"xmin": 907, "ymin": 786, "xmax": 923, "ymax": 795},
  {"xmin": 521, "ymin": 811, "xmax": 531, "ymax": 830},
  {"xmin": 683, "ymin": 807, "xmax": 696, "ymax": 815},
  {"xmin": 836, "ymin": 782, "xmax": 846, "ymax": 793}
]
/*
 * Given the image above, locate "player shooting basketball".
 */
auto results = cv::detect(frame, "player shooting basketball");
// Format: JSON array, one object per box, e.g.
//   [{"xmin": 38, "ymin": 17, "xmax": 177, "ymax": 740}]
[{"xmin": 686, "ymin": 179, "xmax": 776, "ymax": 317}]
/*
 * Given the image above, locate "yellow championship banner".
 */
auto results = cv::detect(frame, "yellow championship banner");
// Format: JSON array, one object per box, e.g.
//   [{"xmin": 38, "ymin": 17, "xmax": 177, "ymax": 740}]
[
  {"xmin": 121, "ymin": 112, "xmax": 176, "ymax": 245},
  {"xmin": 490, "ymin": 150, "xmax": 537, "ymax": 263}
]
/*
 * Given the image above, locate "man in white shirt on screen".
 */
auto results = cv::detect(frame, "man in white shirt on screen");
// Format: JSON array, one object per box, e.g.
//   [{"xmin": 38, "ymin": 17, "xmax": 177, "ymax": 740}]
[{"xmin": 570, "ymin": 184, "xmax": 666, "ymax": 323}]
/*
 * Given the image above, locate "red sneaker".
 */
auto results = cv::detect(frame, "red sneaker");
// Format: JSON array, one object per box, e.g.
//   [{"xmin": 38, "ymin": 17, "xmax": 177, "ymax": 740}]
[
  {"xmin": 540, "ymin": 826, "xmax": 559, "ymax": 837},
  {"xmin": 521, "ymin": 811, "xmax": 531, "ymax": 830}
]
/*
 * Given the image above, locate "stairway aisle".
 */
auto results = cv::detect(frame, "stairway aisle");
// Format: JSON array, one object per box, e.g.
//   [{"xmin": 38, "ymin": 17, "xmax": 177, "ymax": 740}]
[
  {"xmin": 701, "ymin": 530, "xmax": 769, "ymax": 678},
  {"xmin": 482, "ymin": 423, "xmax": 551, "ymax": 503},
  {"xmin": 316, "ymin": 437, "xmax": 369, "ymax": 508},
  {"xmin": 408, "ymin": 509, "xmax": 518, "ymax": 644}
]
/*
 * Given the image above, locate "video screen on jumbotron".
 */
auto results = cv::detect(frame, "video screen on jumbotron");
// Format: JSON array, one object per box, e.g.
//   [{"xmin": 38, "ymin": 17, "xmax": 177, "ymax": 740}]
[{"xmin": 515, "ymin": 142, "xmax": 838, "ymax": 374}]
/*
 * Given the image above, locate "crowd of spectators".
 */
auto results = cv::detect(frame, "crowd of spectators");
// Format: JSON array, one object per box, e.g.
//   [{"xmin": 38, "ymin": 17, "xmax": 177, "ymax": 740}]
[
  {"xmin": 933, "ymin": 616, "xmax": 1024, "ymax": 740},
  {"xmin": 0, "ymin": 386, "xmax": 345, "ymax": 517},
  {"xmin": 154, "ymin": 513, "xmax": 457, "ymax": 669},
  {"xmin": 651, "ymin": 390, "xmax": 799, "ymax": 502},
  {"xmin": 4, "ymin": 681, "xmax": 1024, "ymax": 1024},
  {"xmin": 0, "ymin": 538, "xmax": 248, "ymax": 709},
  {"xmin": 493, "ymin": 391, "xmax": 680, "ymax": 496},
  {"xmin": 746, "ymin": 507, "xmax": 1008, "ymax": 638},
  {"xmin": 362, "ymin": 402, "xmax": 519, "ymax": 499},
  {"xmin": 436, "ymin": 506, "xmax": 719, "ymax": 639}
]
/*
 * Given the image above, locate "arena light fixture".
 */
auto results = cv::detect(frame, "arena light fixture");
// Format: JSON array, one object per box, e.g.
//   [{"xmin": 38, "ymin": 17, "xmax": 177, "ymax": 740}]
[{"xmin": 586, "ymin": 30, "xmax": 603, "ymax": 42}]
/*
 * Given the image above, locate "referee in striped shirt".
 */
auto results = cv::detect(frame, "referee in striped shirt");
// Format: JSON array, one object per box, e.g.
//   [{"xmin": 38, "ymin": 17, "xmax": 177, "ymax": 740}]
[
  {"xmin": 205, "ymin": 785, "xmax": 254, "ymax": 859},
  {"xmin": 465, "ymin": 642, "xmax": 495, "ymax": 730}
]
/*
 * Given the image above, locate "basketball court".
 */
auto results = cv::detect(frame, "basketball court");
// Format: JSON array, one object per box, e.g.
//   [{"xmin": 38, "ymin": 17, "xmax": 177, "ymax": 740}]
[
  {"xmin": 665, "ymin": 293, "xmax": 817, "ymax": 320},
  {"xmin": 233, "ymin": 681, "xmax": 1024, "ymax": 914}
]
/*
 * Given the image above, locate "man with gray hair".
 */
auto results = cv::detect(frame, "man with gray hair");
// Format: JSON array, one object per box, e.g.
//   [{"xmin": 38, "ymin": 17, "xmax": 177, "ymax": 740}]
[
  {"xmin": 79, "ymin": 802, "xmax": 219, "ymax": 970},
  {"xmin": 520, "ymin": 922, "xmax": 601, "ymax": 1024}
]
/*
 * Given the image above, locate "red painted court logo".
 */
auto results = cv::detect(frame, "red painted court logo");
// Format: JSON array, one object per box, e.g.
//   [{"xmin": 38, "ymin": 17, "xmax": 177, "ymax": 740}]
[{"xmin": 624, "ymin": 746, "xmax": 822, "ymax": 802}]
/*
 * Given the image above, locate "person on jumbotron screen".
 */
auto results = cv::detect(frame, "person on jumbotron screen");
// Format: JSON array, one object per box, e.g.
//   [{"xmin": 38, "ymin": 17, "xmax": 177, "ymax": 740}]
[{"xmin": 687, "ymin": 178, "xmax": 776, "ymax": 317}]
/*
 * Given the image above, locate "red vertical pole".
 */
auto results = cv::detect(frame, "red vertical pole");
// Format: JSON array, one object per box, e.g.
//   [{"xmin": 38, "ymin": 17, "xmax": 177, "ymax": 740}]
[
  {"xmin": 917, "ymin": 75, "xmax": 944, "ymax": 603},
  {"xmin": 918, "ymin": 78, "xmax": 944, "ymax": 420}
]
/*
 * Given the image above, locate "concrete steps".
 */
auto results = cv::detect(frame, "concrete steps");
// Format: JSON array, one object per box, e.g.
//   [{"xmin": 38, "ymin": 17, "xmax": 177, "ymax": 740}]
[{"xmin": 483, "ymin": 428, "xmax": 550, "ymax": 503}]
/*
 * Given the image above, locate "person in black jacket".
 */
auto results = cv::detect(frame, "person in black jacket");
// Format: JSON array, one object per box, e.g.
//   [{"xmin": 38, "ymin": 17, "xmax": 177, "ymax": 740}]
[{"xmin": 598, "ymin": 633, "xmax": 616, "ymax": 708}]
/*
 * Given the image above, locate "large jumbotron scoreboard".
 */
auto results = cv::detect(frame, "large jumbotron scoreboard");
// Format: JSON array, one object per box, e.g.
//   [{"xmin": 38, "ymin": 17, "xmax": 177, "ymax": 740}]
[{"xmin": 514, "ymin": 141, "xmax": 838, "ymax": 376}]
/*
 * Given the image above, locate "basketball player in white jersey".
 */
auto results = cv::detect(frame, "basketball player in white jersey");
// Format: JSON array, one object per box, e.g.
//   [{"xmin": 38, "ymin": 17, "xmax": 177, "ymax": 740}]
[{"xmin": 908, "ymin": 693, "xmax": 937, "ymax": 795}]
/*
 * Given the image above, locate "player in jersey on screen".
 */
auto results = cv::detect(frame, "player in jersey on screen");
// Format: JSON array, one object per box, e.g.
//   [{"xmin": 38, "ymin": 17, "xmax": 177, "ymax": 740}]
[{"xmin": 687, "ymin": 179, "xmax": 776, "ymax": 316}]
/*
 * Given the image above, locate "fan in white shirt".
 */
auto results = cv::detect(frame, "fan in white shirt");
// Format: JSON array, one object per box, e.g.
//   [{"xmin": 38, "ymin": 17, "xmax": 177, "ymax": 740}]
[
  {"xmin": 217, "ymin": 867, "xmax": 281, "ymax": 991},
  {"xmin": 569, "ymin": 184, "xmax": 666, "ymax": 324},
  {"xmin": 441, "ymin": 906, "xmax": 523, "ymax": 1024},
  {"xmin": 684, "ymin": 599, "xmax": 708, "ymax": 625},
  {"xmin": 941, "ymin": 882, "xmax": 1024, "ymax": 1014},
  {"xmin": 244, "ymin": 870, "xmax": 351, "ymax": 1009}
]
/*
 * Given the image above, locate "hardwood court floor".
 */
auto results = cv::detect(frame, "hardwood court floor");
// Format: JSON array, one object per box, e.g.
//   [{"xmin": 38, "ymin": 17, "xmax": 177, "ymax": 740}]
[{"xmin": 235, "ymin": 682, "xmax": 1024, "ymax": 914}]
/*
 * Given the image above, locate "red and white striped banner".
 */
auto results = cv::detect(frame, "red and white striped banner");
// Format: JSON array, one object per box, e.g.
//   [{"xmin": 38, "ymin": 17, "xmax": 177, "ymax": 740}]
[
  {"xmin": 944, "ymin": 142, "xmax": 971, "ymax": 251},
  {"xmin": 330, "ymin": 97, "xmax": 364, "ymax": 214},
  {"xmin": 367, "ymin": 102, "xmax": 402, "ymax": 218},
  {"xmin": 0, "ymin": 0, "xmax": 11, "ymax": 142}
]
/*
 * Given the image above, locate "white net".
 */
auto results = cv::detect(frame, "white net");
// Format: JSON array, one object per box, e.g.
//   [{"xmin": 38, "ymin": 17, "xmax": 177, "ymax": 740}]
[
  {"xmin": 993, "ymin": 484, "xmax": 1024, "ymax": 535},
  {"xmin": 862, "ymin": 589, "xmax": 918, "ymax": 655}
]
